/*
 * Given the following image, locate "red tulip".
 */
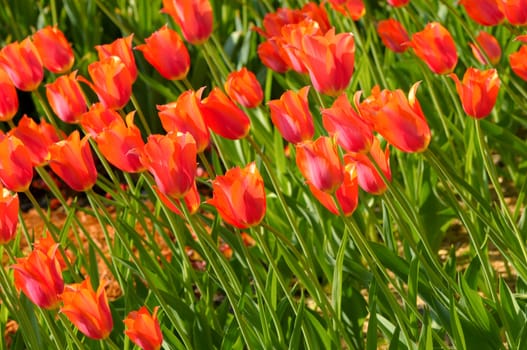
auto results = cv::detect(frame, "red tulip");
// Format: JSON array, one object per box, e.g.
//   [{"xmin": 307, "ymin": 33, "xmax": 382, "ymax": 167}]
[
  {"xmin": 498, "ymin": 0, "xmax": 527, "ymax": 25},
  {"xmin": 0, "ymin": 184, "xmax": 19, "ymax": 244},
  {"xmin": 321, "ymin": 93, "xmax": 373, "ymax": 153},
  {"xmin": 0, "ymin": 135, "xmax": 33, "ymax": 192},
  {"xmin": 308, "ymin": 162, "xmax": 358, "ymax": 216},
  {"xmin": 95, "ymin": 112, "xmax": 146, "ymax": 173},
  {"xmin": 124, "ymin": 306, "xmax": 163, "ymax": 350},
  {"xmin": 60, "ymin": 278, "xmax": 113, "ymax": 340},
  {"xmin": 377, "ymin": 19, "xmax": 410, "ymax": 53},
  {"xmin": 510, "ymin": 46, "xmax": 527, "ymax": 81},
  {"xmin": 155, "ymin": 181, "xmax": 201, "ymax": 216},
  {"xmin": 356, "ymin": 82, "xmax": 430, "ymax": 153},
  {"xmin": 0, "ymin": 68, "xmax": 18, "ymax": 121},
  {"xmin": 257, "ymin": 39, "xmax": 290, "ymax": 73},
  {"xmin": 12, "ymin": 247, "xmax": 64, "ymax": 309},
  {"xmin": 80, "ymin": 56, "xmax": 133, "ymax": 110},
  {"xmin": 449, "ymin": 67, "xmax": 500, "ymax": 119},
  {"xmin": 48, "ymin": 131, "xmax": 98, "ymax": 192},
  {"xmin": 345, "ymin": 138, "xmax": 391, "ymax": 195},
  {"xmin": 224, "ymin": 67, "xmax": 263, "ymax": 108},
  {"xmin": 299, "ymin": 29, "xmax": 355, "ymax": 96},
  {"xmin": 157, "ymin": 88, "xmax": 210, "ymax": 153},
  {"xmin": 459, "ymin": 0, "xmax": 504, "ymax": 26},
  {"xmin": 136, "ymin": 26, "xmax": 190, "ymax": 81},
  {"xmin": 387, "ymin": 0, "xmax": 410, "ymax": 6},
  {"xmin": 327, "ymin": 0, "xmax": 366, "ymax": 20},
  {"xmin": 0, "ymin": 38, "xmax": 43, "ymax": 91},
  {"xmin": 141, "ymin": 133, "xmax": 197, "ymax": 198},
  {"xmin": 268, "ymin": 86, "xmax": 314, "ymax": 144},
  {"xmin": 9, "ymin": 115, "xmax": 62, "ymax": 166},
  {"xmin": 80, "ymin": 103, "xmax": 121, "ymax": 137},
  {"xmin": 33, "ymin": 26, "xmax": 74, "ymax": 74},
  {"xmin": 200, "ymin": 87, "xmax": 251, "ymax": 140},
  {"xmin": 280, "ymin": 19, "xmax": 323, "ymax": 74},
  {"xmin": 162, "ymin": 0, "xmax": 213, "ymax": 45},
  {"xmin": 469, "ymin": 32, "xmax": 501, "ymax": 65},
  {"xmin": 207, "ymin": 162, "xmax": 266, "ymax": 229},
  {"xmin": 296, "ymin": 136, "xmax": 343, "ymax": 193},
  {"xmin": 34, "ymin": 234, "xmax": 75, "ymax": 271},
  {"xmin": 96, "ymin": 35, "xmax": 137, "ymax": 81},
  {"xmin": 410, "ymin": 22, "xmax": 458, "ymax": 74},
  {"xmin": 46, "ymin": 71, "xmax": 88, "ymax": 123}
]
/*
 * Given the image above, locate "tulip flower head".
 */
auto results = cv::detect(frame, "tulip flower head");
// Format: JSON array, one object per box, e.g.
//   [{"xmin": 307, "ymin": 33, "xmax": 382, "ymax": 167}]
[
  {"xmin": 141, "ymin": 132, "xmax": 197, "ymax": 198},
  {"xmin": 0, "ymin": 135, "xmax": 33, "ymax": 192},
  {"xmin": 33, "ymin": 26, "xmax": 74, "ymax": 74},
  {"xmin": 12, "ymin": 246, "xmax": 64, "ymax": 309},
  {"xmin": 136, "ymin": 25, "xmax": 190, "ymax": 81},
  {"xmin": 387, "ymin": 0, "xmax": 410, "ymax": 6},
  {"xmin": 0, "ymin": 184, "xmax": 19, "ymax": 244},
  {"xmin": 410, "ymin": 22, "xmax": 458, "ymax": 74},
  {"xmin": 295, "ymin": 136, "xmax": 344, "ymax": 193},
  {"xmin": 498, "ymin": 0, "xmax": 527, "ymax": 25},
  {"xmin": 124, "ymin": 306, "xmax": 163, "ymax": 350},
  {"xmin": 96, "ymin": 35, "xmax": 137, "ymax": 81},
  {"xmin": 80, "ymin": 103, "xmax": 121, "ymax": 137},
  {"xmin": 377, "ymin": 19, "xmax": 410, "ymax": 53},
  {"xmin": 449, "ymin": 67, "xmax": 500, "ymax": 119},
  {"xmin": 268, "ymin": 86, "xmax": 315, "ymax": 144},
  {"xmin": 224, "ymin": 67, "xmax": 264, "ymax": 108},
  {"xmin": 356, "ymin": 83, "xmax": 431, "ymax": 153},
  {"xmin": 46, "ymin": 71, "xmax": 88, "ymax": 123},
  {"xmin": 60, "ymin": 278, "xmax": 113, "ymax": 340},
  {"xmin": 0, "ymin": 38, "xmax": 44, "ymax": 91},
  {"xmin": 200, "ymin": 87, "xmax": 251, "ymax": 140},
  {"xmin": 0, "ymin": 68, "xmax": 18, "ymax": 121},
  {"xmin": 48, "ymin": 131, "xmax": 98, "ymax": 192},
  {"xmin": 158, "ymin": 88, "xmax": 210, "ymax": 153},
  {"xmin": 155, "ymin": 180, "xmax": 201, "ymax": 216},
  {"xmin": 510, "ymin": 45, "xmax": 527, "ymax": 82},
  {"xmin": 207, "ymin": 162, "xmax": 266, "ymax": 229},
  {"xmin": 162, "ymin": 0, "xmax": 214, "ymax": 45},
  {"xmin": 327, "ymin": 0, "xmax": 366, "ymax": 20},
  {"xmin": 459, "ymin": 0, "xmax": 504, "ymax": 26},
  {"xmin": 470, "ymin": 32, "xmax": 501, "ymax": 65}
]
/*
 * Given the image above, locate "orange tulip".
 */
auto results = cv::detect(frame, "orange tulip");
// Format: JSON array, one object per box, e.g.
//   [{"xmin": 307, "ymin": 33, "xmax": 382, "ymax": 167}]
[
  {"xmin": 307, "ymin": 162, "xmax": 358, "ymax": 216},
  {"xmin": 268, "ymin": 86, "xmax": 314, "ymax": 144},
  {"xmin": 34, "ymin": 234, "xmax": 75, "ymax": 271},
  {"xmin": 200, "ymin": 87, "xmax": 251, "ymax": 140},
  {"xmin": 0, "ymin": 184, "xmax": 19, "ymax": 244},
  {"xmin": 224, "ymin": 67, "xmax": 263, "ymax": 108},
  {"xmin": 377, "ymin": 19, "xmax": 410, "ymax": 53},
  {"xmin": 60, "ymin": 278, "xmax": 113, "ymax": 340},
  {"xmin": 459, "ymin": 0, "xmax": 504, "ymax": 26},
  {"xmin": 344, "ymin": 138, "xmax": 391, "ymax": 195},
  {"xmin": 410, "ymin": 22, "xmax": 458, "ymax": 75},
  {"xmin": 387, "ymin": 0, "xmax": 410, "ymax": 6},
  {"xmin": 498, "ymin": 0, "xmax": 527, "ymax": 25},
  {"xmin": 80, "ymin": 103, "xmax": 121, "ymax": 137},
  {"xmin": 124, "ymin": 306, "xmax": 163, "ymax": 350},
  {"xmin": 136, "ymin": 26, "xmax": 190, "ymax": 81},
  {"xmin": 356, "ymin": 82, "xmax": 430, "ymax": 153},
  {"xmin": 295, "ymin": 136, "xmax": 343, "ymax": 193},
  {"xmin": 9, "ymin": 115, "xmax": 62, "ymax": 166},
  {"xmin": 207, "ymin": 162, "xmax": 266, "ymax": 229},
  {"xmin": 300, "ymin": 3, "xmax": 332, "ymax": 33},
  {"xmin": 155, "ymin": 181, "xmax": 201, "ymax": 216},
  {"xmin": 470, "ymin": 32, "xmax": 501, "ymax": 65},
  {"xmin": 32, "ymin": 26, "xmax": 74, "ymax": 74},
  {"xmin": 281, "ymin": 19, "xmax": 323, "ymax": 74},
  {"xmin": 80, "ymin": 56, "xmax": 133, "ymax": 110},
  {"xmin": 327, "ymin": 0, "xmax": 366, "ymax": 20},
  {"xmin": 0, "ymin": 68, "xmax": 18, "ymax": 122},
  {"xmin": 257, "ymin": 39, "xmax": 290, "ymax": 73},
  {"xmin": 46, "ymin": 71, "xmax": 88, "ymax": 123},
  {"xmin": 11, "ymin": 246, "xmax": 64, "ymax": 309},
  {"xmin": 299, "ymin": 29, "xmax": 355, "ymax": 96},
  {"xmin": 140, "ymin": 133, "xmax": 197, "ymax": 198},
  {"xmin": 449, "ymin": 67, "xmax": 500, "ymax": 119},
  {"xmin": 510, "ymin": 46, "xmax": 527, "ymax": 81},
  {"xmin": 321, "ymin": 93, "xmax": 373, "ymax": 153},
  {"xmin": 96, "ymin": 35, "xmax": 137, "ymax": 81},
  {"xmin": 0, "ymin": 135, "xmax": 33, "ymax": 192},
  {"xmin": 157, "ymin": 88, "xmax": 210, "ymax": 153},
  {"xmin": 48, "ymin": 131, "xmax": 98, "ymax": 192},
  {"xmin": 162, "ymin": 0, "xmax": 213, "ymax": 45},
  {"xmin": 95, "ymin": 112, "xmax": 145, "ymax": 173},
  {"xmin": 0, "ymin": 38, "xmax": 43, "ymax": 91}
]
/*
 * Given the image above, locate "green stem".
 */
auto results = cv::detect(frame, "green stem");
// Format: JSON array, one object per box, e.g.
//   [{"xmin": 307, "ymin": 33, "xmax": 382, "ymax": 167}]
[
  {"xmin": 40, "ymin": 309, "xmax": 65, "ymax": 349},
  {"xmin": 130, "ymin": 93, "xmax": 152, "ymax": 134},
  {"xmin": 33, "ymin": 89, "xmax": 62, "ymax": 139}
]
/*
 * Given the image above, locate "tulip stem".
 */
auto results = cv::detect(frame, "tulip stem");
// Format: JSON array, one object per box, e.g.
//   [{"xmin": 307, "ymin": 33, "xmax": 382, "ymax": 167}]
[
  {"xmin": 199, "ymin": 152, "xmax": 216, "ymax": 180},
  {"xmin": 40, "ymin": 309, "xmax": 65, "ymax": 349},
  {"xmin": 130, "ymin": 93, "xmax": 152, "ymax": 135},
  {"xmin": 32, "ymin": 89, "xmax": 63, "ymax": 140},
  {"xmin": 58, "ymin": 313, "xmax": 88, "ymax": 350},
  {"xmin": 102, "ymin": 337, "xmax": 120, "ymax": 350}
]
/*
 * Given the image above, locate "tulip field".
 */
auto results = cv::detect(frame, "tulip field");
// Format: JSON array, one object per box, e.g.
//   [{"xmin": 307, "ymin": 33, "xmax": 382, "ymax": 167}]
[{"xmin": 1, "ymin": 0, "xmax": 527, "ymax": 348}]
